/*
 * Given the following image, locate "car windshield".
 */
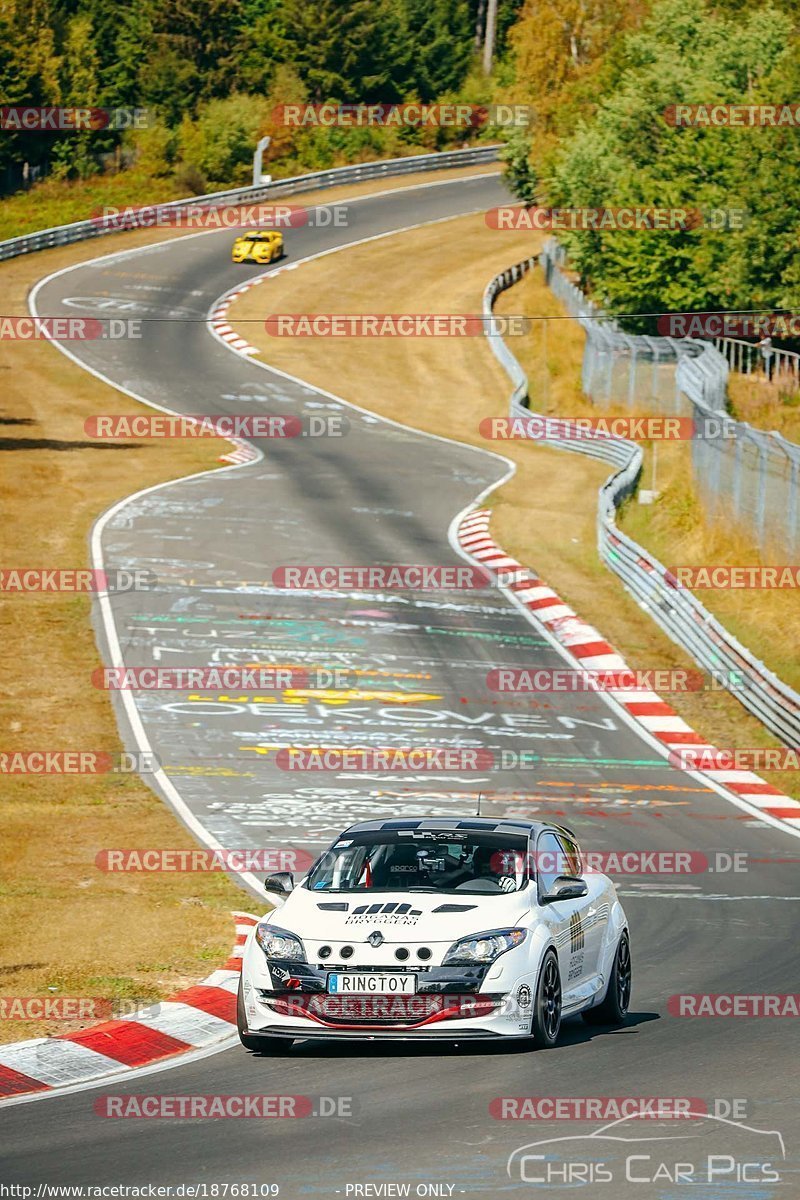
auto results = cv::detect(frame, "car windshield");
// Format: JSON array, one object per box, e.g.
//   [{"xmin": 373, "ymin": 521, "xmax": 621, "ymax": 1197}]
[
  {"xmin": 304, "ymin": 830, "xmax": 530, "ymax": 894},
  {"xmin": 242, "ymin": 230, "xmax": 275, "ymax": 239}
]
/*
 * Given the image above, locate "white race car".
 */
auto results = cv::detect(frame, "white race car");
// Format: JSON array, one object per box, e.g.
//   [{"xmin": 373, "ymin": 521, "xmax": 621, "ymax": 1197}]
[{"xmin": 237, "ymin": 817, "xmax": 630, "ymax": 1050}]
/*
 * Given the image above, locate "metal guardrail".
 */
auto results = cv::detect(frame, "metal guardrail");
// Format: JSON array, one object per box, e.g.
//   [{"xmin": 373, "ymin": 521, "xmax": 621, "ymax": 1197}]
[
  {"xmin": 483, "ymin": 256, "xmax": 800, "ymax": 748},
  {"xmin": 541, "ymin": 240, "xmax": 800, "ymax": 554},
  {"xmin": 0, "ymin": 146, "xmax": 501, "ymax": 262},
  {"xmin": 714, "ymin": 334, "xmax": 800, "ymax": 381}
]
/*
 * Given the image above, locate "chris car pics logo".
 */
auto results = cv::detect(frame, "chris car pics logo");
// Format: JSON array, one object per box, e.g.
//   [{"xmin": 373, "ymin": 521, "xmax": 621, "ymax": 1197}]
[{"xmin": 506, "ymin": 1113, "xmax": 785, "ymax": 1187}]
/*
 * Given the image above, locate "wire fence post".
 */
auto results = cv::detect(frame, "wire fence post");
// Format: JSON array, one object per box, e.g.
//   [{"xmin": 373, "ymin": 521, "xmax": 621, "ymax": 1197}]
[
  {"xmin": 756, "ymin": 441, "xmax": 769, "ymax": 548},
  {"xmin": 790, "ymin": 456, "xmax": 800, "ymax": 553},
  {"xmin": 486, "ymin": 247, "xmax": 800, "ymax": 748},
  {"xmin": 538, "ymin": 240, "xmax": 800, "ymax": 557},
  {"xmin": 732, "ymin": 431, "xmax": 744, "ymax": 519}
]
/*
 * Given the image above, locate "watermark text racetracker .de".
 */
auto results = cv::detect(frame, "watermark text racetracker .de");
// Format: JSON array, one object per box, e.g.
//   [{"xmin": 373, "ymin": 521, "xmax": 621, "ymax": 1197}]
[
  {"xmin": 94, "ymin": 1094, "xmax": 355, "ymax": 1119},
  {"xmin": 84, "ymin": 414, "xmax": 348, "ymax": 439},
  {"xmin": 0, "ymin": 751, "xmax": 159, "ymax": 774},
  {"xmin": 94, "ymin": 847, "xmax": 314, "ymax": 873},
  {"xmin": 90, "ymin": 203, "xmax": 348, "ymax": 231},
  {"xmin": 667, "ymin": 565, "xmax": 800, "ymax": 588},
  {"xmin": 0, "ymin": 568, "xmax": 155, "ymax": 592},
  {"xmin": 669, "ymin": 994, "xmax": 800, "ymax": 1017},
  {"xmin": 670, "ymin": 746, "xmax": 800, "ymax": 772},
  {"xmin": 0, "ymin": 317, "xmax": 142, "ymax": 340},
  {"xmin": 665, "ymin": 103, "xmax": 800, "ymax": 127},
  {"xmin": 264, "ymin": 314, "xmax": 530, "ymax": 337},
  {"xmin": 92, "ymin": 666, "xmax": 360, "ymax": 691},
  {"xmin": 486, "ymin": 667, "xmax": 748, "ymax": 693},
  {"xmin": 479, "ymin": 414, "xmax": 740, "ymax": 441},
  {"xmin": 0, "ymin": 996, "xmax": 231, "ymax": 1022},
  {"xmin": 272, "ymin": 101, "xmax": 533, "ymax": 128},
  {"xmin": 658, "ymin": 310, "xmax": 800, "ymax": 338},
  {"xmin": 271, "ymin": 564, "xmax": 491, "ymax": 590},
  {"xmin": 486, "ymin": 205, "xmax": 747, "ymax": 231},
  {"xmin": 491, "ymin": 1096, "xmax": 750, "ymax": 1120},
  {"xmin": 0, "ymin": 106, "xmax": 150, "ymax": 131}
]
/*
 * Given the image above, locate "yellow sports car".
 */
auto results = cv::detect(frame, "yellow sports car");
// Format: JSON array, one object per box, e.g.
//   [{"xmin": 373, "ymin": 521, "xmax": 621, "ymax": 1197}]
[{"xmin": 231, "ymin": 229, "xmax": 285, "ymax": 264}]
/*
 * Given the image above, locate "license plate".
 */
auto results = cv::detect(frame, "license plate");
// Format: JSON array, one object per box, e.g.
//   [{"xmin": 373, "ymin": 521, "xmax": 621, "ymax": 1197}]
[{"xmin": 327, "ymin": 973, "xmax": 417, "ymax": 995}]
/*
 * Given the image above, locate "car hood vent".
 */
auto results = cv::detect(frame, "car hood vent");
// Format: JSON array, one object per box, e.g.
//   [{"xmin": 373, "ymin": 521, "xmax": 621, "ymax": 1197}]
[
  {"xmin": 316, "ymin": 902, "xmax": 349, "ymax": 911},
  {"xmin": 432, "ymin": 904, "xmax": 477, "ymax": 913}
]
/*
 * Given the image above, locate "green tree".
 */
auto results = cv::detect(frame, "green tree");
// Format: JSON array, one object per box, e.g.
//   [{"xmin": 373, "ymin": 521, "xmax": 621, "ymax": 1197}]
[
  {"xmin": 139, "ymin": 0, "xmax": 244, "ymax": 124},
  {"xmin": 235, "ymin": 1, "xmax": 288, "ymax": 96},
  {"xmin": 52, "ymin": 12, "xmax": 99, "ymax": 178},
  {"xmin": 732, "ymin": 50, "xmax": 800, "ymax": 309},
  {"xmin": 501, "ymin": 126, "xmax": 537, "ymax": 203},
  {"xmin": 280, "ymin": 0, "xmax": 410, "ymax": 100},
  {"xmin": 541, "ymin": 0, "xmax": 793, "ymax": 328},
  {"xmin": 400, "ymin": 0, "xmax": 473, "ymax": 98},
  {"xmin": 0, "ymin": 0, "xmax": 61, "ymax": 179},
  {"xmin": 177, "ymin": 92, "xmax": 272, "ymax": 187}
]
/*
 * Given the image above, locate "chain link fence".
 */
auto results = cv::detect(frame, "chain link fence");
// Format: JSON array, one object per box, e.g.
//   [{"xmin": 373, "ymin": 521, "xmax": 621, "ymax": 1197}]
[
  {"xmin": 483, "ymin": 255, "xmax": 800, "ymax": 748},
  {"xmin": 541, "ymin": 240, "xmax": 800, "ymax": 554}
]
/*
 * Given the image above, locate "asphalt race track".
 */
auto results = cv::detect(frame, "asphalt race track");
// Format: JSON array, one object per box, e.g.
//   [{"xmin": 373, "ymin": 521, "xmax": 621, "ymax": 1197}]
[{"xmin": 2, "ymin": 174, "xmax": 798, "ymax": 1197}]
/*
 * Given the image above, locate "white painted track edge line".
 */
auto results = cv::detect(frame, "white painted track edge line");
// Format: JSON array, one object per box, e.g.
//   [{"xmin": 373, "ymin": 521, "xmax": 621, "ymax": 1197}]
[
  {"xmin": 28, "ymin": 278, "xmax": 269, "ymax": 902},
  {"xmin": 23, "ymin": 171, "xmax": 511, "ymax": 906},
  {"xmin": 449, "ymin": 516, "xmax": 800, "ymax": 841},
  {"xmin": 210, "ymin": 228, "xmax": 800, "ymax": 843}
]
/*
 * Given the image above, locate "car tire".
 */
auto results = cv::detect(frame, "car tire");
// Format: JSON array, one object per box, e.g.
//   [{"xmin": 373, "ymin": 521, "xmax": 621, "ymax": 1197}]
[
  {"xmin": 582, "ymin": 931, "xmax": 631, "ymax": 1025},
  {"xmin": 530, "ymin": 949, "xmax": 562, "ymax": 1048},
  {"xmin": 237, "ymin": 978, "xmax": 292, "ymax": 1053}
]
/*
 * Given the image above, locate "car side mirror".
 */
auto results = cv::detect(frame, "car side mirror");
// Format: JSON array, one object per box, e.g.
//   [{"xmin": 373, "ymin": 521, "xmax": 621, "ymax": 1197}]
[
  {"xmin": 541, "ymin": 875, "xmax": 588, "ymax": 903},
  {"xmin": 264, "ymin": 871, "xmax": 295, "ymax": 897}
]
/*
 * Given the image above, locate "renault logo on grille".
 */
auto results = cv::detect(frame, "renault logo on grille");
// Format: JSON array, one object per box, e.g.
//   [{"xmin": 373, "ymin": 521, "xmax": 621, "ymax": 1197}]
[{"xmin": 367, "ymin": 931, "xmax": 384, "ymax": 948}]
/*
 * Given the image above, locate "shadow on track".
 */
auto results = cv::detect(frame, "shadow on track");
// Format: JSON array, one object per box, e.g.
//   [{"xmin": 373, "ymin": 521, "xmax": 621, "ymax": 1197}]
[
  {"xmin": 242, "ymin": 1011, "xmax": 660, "ymax": 1059},
  {"xmin": 0, "ymin": 438, "xmax": 142, "ymax": 451}
]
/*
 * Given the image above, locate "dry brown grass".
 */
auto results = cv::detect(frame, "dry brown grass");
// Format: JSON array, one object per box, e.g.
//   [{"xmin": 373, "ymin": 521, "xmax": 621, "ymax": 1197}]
[
  {"xmin": 227, "ymin": 216, "xmax": 799, "ymax": 801},
  {"xmin": 0, "ymin": 249, "xmax": 252, "ymax": 1044},
  {"xmin": 622, "ymin": 454, "xmax": 800, "ymax": 692},
  {"xmin": 727, "ymin": 369, "xmax": 800, "ymax": 442},
  {"xmin": 500, "ymin": 269, "xmax": 800, "ymax": 693},
  {"xmin": 0, "ymin": 442, "xmax": 247, "ymax": 1028},
  {"xmin": 0, "ymin": 163, "xmax": 503, "ymax": 1044}
]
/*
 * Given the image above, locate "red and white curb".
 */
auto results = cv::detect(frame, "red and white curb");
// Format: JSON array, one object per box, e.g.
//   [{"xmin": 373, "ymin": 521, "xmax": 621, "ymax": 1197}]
[
  {"xmin": 0, "ymin": 912, "xmax": 258, "ymax": 1100},
  {"xmin": 209, "ymin": 263, "xmax": 297, "ymax": 360},
  {"xmin": 209, "ymin": 281, "xmax": 261, "ymax": 356},
  {"xmin": 218, "ymin": 438, "xmax": 260, "ymax": 466},
  {"xmin": 210, "ymin": 275, "xmax": 282, "ymax": 465},
  {"xmin": 458, "ymin": 509, "xmax": 800, "ymax": 830}
]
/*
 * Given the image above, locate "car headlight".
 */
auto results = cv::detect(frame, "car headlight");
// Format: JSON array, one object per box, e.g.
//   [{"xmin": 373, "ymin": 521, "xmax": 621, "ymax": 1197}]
[
  {"xmin": 255, "ymin": 922, "xmax": 306, "ymax": 961},
  {"xmin": 443, "ymin": 928, "xmax": 526, "ymax": 966}
]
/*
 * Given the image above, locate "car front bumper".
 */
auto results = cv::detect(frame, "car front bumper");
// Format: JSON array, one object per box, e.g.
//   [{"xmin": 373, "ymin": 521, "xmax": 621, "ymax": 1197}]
[
  {"xmin": 243, "ymin": 1024, "xmax": 524, "ymax": 1042},
  {"xmin": 241, "ymin": 984, "xmax": 536, "ymax": 1041}
]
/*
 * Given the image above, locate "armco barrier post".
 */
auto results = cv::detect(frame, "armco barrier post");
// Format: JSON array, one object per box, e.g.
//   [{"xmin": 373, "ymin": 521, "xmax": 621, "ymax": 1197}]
[
  {"xmin": 540, "ymin": 238, "xmax": 800, "ymax": 560},
  {"xmin": 482, "ymin": 251, "xmax": 800, "ymax": 748},
  {"xmin": 0, "ymin": 146, "xmax": 501, "ymax": 263}
]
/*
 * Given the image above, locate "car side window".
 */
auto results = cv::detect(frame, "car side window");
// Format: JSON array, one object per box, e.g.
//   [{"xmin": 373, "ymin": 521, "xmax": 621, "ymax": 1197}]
[
  {"xmin": 536, "ymin": 831, "xmax": 568, "ymax": 899},
  {"xmin": 557, "ymin": 834, "xmax": 582, "ymax": 877}
]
